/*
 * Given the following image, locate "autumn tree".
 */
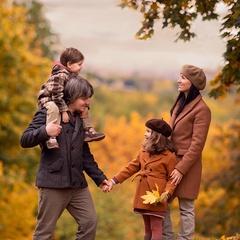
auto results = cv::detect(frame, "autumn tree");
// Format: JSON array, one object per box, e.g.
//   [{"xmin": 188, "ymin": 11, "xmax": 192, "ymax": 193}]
[
  {"xmin": 0, "ymin": 0, "xmax": 53, "ymax": 179},
  {"xmin": 0, "ymin": 167, "xmax": 37, "ymax": 239},
  {"xmin": 17, "ymin": 0, "xmax": 60, "ymax": 60},
  {"xmin": 197, "ymin": 120, "xmax": 240, "ymax": 237},
  {"xmin": 118, "ymin": 0, "xmax": 240, "ymax": 98}
]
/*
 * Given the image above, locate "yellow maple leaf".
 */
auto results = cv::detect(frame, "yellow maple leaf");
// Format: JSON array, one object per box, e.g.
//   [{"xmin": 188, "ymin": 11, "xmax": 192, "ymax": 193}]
[{"xmin": 141, "ymin": 183, "xmax": 169, "ymax": 205}]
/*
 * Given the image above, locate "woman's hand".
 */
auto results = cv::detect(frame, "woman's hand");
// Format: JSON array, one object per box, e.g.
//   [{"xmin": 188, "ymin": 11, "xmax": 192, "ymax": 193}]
[{"xmin": 170, "ymin": 169, "xmax": 183, "ymax": 185}]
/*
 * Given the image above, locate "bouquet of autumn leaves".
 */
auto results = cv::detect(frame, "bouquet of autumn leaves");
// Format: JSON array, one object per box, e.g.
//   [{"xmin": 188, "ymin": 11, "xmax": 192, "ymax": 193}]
[{"xmin": 141, "ymin": 183, "xmax": 169, "ymax": 206}]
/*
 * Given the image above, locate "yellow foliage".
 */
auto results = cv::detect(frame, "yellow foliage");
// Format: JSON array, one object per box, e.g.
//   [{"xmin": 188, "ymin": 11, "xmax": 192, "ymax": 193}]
[
  {"xmin": 0, "ymin": 0, "xmax": 52, "ymax": 165},
  {"xmin": 0, "ymin": 164, "xmax": 37, "ymax": 239},
  {"xmin": 220, "ymin": 234, "xmax": 240, "ymax": 240},
  {"xmin": 90, "ymin": 111, "xmax": 149, "ymax": 175}
]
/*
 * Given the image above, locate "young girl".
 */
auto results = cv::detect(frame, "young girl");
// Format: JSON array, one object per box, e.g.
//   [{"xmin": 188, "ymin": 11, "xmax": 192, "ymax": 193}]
[{"xmin": 107, "ymin": 118, "xmax": 177, "ymax": 240}]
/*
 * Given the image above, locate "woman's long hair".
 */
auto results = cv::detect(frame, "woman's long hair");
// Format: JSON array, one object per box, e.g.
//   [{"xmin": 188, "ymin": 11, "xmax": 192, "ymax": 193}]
[
  {"xmin": 170, "ymin": 84, "xmax": 200, "ymax": 117},
  {"xmin": 143, "ymin": 130, "xmax": 175, "ymax": 156}
]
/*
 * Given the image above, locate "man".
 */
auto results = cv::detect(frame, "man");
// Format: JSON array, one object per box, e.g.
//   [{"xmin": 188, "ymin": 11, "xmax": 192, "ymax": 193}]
[{"xmin": 20, "ymin": 75, "xmax": 109, "ymax": 240}]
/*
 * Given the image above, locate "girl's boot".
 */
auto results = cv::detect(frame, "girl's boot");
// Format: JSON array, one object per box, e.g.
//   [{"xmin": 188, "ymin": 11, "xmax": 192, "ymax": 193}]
[{"xmin": 144, "ymin": 236, "xmax": 151, "ymax": 240}]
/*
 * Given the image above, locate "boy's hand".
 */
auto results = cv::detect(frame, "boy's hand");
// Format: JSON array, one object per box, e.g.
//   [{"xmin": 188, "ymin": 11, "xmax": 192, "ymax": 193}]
[
  {"xmin": 81, "ymin": 106, "xmax": 89, "ymax": 119},
  {"xmin": 62, "ymin": 111, "xmax": 69, "ymax": 123}
]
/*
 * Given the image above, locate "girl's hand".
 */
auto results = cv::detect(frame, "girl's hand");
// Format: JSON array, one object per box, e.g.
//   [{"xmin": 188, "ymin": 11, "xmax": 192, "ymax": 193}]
[
  {"xmin": 161, "ymin": 194, "xmax": 169, "ymax": 203},
  {"xmin": 108, "ymin": 180, "xmax": 114, "ymax": 192}
]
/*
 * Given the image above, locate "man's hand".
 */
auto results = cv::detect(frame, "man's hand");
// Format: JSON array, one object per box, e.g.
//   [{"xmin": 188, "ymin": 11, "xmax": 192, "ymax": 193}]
[{"xmin": 46, "ymin": 119, "xmax": 62, "ymax": 137}]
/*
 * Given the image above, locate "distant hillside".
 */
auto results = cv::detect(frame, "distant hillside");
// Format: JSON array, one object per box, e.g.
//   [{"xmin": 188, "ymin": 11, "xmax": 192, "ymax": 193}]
[{"xmin": 81, "ymin": 70, "xmax": 239, "ymax": 127}]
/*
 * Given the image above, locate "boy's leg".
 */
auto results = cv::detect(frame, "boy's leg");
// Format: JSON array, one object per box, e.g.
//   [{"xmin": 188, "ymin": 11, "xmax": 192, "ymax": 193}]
[
  {"xmin": 44, "ymin": 101, "xmax": 61, "ymax": 125},
  {"xmin": 83, "ymin": 118, "xmax": 105, "ymax": 142},
  {"xmin": 33, "ymin": 187, "xmax": 70, "ymax": 240},
  {"xmin": 82, "ymin": 107, "xmax": 105, "ymax": 142},
  {"xmin": 44, "ymin": 101, "xmax": 60, "ymax": 148},
  {"xmin": 67, "ymin": 187, "xmax": 97, "ymax": 240}
]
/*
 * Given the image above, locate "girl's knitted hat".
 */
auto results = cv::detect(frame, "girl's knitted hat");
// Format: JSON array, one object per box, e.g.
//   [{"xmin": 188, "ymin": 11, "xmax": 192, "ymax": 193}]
[
  {"xmin": 145, "ymin": 119, "xmax": 172, "ymax": 137},
  {"xmin": 181, "ymin": 64, "xmax": 206, "ymax": 90}
]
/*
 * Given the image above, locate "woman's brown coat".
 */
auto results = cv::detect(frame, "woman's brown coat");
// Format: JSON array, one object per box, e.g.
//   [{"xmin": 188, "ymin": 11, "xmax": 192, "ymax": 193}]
[
  {"xmin": 170, "ymin": 94, "xmax": 211, "ymax": 200},
  {"xmin": 114, "ymin": 149, "xmax": 177, "ymax": 212}
]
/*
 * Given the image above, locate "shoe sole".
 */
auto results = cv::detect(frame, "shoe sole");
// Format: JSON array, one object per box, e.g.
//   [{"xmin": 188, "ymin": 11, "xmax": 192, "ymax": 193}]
[{"xmin": 84, "ymin": 135, "xmax": 105, "ymax": 142}]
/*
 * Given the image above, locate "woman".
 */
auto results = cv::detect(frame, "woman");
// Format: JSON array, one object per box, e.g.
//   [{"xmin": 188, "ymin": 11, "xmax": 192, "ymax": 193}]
[{"xmin": 162, "ymin": 65, "xmax": 211, "ymax": 240}]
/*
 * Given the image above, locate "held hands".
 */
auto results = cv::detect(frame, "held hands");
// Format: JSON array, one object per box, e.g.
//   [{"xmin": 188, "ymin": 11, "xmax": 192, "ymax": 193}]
[
  {"xmin": 99, "ymin": 179, "xmax": 114, "ymax": 193},
  {"xmin": 46, "ymin": 119, "xmax": 62, "ymax": 137}
]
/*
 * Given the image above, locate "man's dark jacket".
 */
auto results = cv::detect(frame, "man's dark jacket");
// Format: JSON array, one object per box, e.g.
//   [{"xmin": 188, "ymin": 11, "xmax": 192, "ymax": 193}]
[{"xmin": 20, "ymin": 108, "xmax": 107, "ymax": 188}]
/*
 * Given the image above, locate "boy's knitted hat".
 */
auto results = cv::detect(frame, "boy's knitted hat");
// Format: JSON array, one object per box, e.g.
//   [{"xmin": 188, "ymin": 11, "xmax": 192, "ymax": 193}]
[
  {"xmin": 181, "ymin": 64, "xmax": 206, "ymax": 90},
  {"xmin": 145, "ymin": 119, "xmax": 172, "ymax": 137}
]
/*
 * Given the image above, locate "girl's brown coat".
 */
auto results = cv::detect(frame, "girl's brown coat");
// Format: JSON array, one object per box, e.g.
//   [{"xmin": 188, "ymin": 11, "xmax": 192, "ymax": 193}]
[
  {"xmin": 170, "ymin": 94, "xmax": 211, "ymax": 200},
  {"xmin": 114, "ymin": 149, "xmax": 177, "ymax": 212}
]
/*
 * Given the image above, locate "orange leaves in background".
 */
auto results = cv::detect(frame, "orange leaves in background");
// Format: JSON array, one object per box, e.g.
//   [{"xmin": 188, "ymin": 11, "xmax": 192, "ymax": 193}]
[
  {"xmin": 90, "ymin": 111, "xmax": 153, "ymax": 175},
  {"xmin": 0, "ymin": 167, "xmax": 37, "ymax": 239}
]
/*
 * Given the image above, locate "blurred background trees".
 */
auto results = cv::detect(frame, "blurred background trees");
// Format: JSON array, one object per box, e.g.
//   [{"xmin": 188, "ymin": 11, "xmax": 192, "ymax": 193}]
[{"xmin": 0, "ymin": 0, "xmax": 239, "ymax": 239}]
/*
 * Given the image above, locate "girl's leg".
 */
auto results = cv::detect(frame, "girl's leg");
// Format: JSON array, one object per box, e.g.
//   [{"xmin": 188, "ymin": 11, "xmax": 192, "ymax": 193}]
[
  {"xmin": 142, "ymin": 215, "xmax": 152, "ymax": 240},
  {"xmin": 150, "ymin": 215, "xmax": 163, "ymax": 240}
]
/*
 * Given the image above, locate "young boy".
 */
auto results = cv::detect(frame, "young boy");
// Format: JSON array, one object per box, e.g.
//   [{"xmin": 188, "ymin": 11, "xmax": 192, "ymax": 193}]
[{"xmin": 37, "ymin": 47, "xmax": 105, "ymax": 149}]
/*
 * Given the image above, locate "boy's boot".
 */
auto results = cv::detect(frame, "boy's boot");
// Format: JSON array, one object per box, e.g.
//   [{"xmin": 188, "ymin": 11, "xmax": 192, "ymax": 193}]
[
  {"xmin": 46, "ymin": 137, "xmax": 59, "ymax": 149},
  {"xmin": 84, "ymin": 127, "xmax": 105, "ymax": 142}
]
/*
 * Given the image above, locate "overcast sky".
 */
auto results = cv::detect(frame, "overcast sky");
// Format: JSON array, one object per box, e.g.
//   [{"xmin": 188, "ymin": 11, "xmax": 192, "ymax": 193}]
[{"xmin": 38, "ymin": 0, "xmax": 226, "ymax": 78}]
